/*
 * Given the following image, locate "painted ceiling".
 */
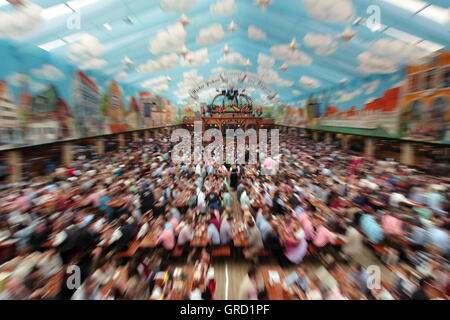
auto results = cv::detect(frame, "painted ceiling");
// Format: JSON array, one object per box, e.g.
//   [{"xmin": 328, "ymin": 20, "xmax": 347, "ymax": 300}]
[{"xmin": 0, "ymin": 0, "xmax": 449, "ymax": 107}]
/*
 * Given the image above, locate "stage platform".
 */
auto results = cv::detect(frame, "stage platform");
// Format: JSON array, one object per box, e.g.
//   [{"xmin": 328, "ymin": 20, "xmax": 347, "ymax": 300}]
[{"xmin": 182, "ymin": 114, "xmax": 275, "ymax": 132}]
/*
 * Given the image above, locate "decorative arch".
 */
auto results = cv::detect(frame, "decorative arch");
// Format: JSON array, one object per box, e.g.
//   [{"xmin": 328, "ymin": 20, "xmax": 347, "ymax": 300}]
[
  {"xmin": 188, "ymin": 69, "xmax": 277, "ymax": 101},
  {"xmin": 211, "ymin": 92, "xmax": 253, "ymax": 113}
]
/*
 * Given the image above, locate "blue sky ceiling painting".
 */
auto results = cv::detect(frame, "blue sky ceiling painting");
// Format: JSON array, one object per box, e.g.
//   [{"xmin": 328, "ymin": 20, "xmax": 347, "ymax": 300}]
[{"xmin": 0, "ymin": 0, "xmax": 448, "ymax": 107}]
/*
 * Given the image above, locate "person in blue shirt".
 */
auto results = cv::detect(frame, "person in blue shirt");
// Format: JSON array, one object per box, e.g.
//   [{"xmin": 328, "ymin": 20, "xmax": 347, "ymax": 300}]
[
  {"xmin": 426, "ymin": 217, "xmax": 449, "ymax": 255},
  {"xmin": 406, "ymin": 220, "xmax": 427, "ymax": 248},
  {"xmin": 348, "ymin": 263, "xmax": 371, "ymax": 297},
  {"xmin": 426, "ymin": 190, "xmax": 445, "ymax": 212},
  {"xmin": 360, "ymin": 213, "xmax": 384, "ymax": 244},
  {"xmin": 99, "ymin": 193, "xmax": 113, "ymax": 221},
  {"xmin": 14, "ymin": 220, "xmax": 41, "ymax": 249},
  {"xmin": 284, "ymin": 267, "xmax": 310, "ymax": 294},
  {"xmin": 256, "ymin": 210, "xmax": 273, "ymax": 242}
]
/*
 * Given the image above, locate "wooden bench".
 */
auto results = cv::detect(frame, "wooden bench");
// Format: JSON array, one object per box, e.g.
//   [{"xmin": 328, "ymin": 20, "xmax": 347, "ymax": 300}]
[
  {"xmin": 369, "ymin": 243, "xmax": 388, "ymax": 256},
  {"xmin": 171, "ymin": 246, "xmax": 184, "ymax": 257},
  {"xmin": 258, "ymin": 249, "xmax": 272, "ymax": 257},
  {"xmin": 212, "ymin": 245, "xmax": 231, "ymax": 257},
  {"xmin": 307, "ymin": 243, "xmax": 317, "ymax": 256},
  {"xmin": 114, "ymin": 240, "xmax": 141, "ymax": 259}
]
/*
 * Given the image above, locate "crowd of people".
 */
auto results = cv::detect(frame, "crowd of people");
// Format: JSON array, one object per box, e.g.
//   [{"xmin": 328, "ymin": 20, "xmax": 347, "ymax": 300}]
[{"xmin": 0, "ymin": 129, "xmax": 448, "ymax": 300}]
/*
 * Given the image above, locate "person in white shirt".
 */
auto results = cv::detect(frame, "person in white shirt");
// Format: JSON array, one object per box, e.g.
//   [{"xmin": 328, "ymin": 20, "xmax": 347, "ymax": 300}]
[
  {"xmin": 207, "ymin": 219, "xmax": 220, "ymax": 245},
  {"xmin": 37, "ymin": 249, "xmax": 63, "ymax": 278},
  {"xmin": 137, "ymin": 220, "xmax": 149, "ymax": 239},
  {"xmin": 195, "ymin": 162, "xmax": 203, "ymax": 176},
  {"xmin": 341, "ymin": 220, "xmax": 364, "ymax": 264},
  {"xmin": 389, "ymin": 191, "xmax": 414, "ymax": 208},
  {"xmin": 178, "ymin": 218, "xmax": 195, "ymax": 246},
  {"xmin": 131, "ymin": 204, "xmax": 142, "ymax": 224},
  {"xmin": 91, "ymin": 261, "xmax": 115, "ymax": 286},
  {"xmin": 240, "ymin": 188, "xmax": 251, "ymax": 210},
  {"xmin": 197, "ymin": 187, "xmax": 206, "ymax": 208},
  {"xmin": 71, "ymin": 277, "xmax": 101, "ymax": 300}
]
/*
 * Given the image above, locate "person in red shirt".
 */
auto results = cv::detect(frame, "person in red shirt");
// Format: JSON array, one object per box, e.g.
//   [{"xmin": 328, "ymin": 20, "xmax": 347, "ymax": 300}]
[
  {"xmin": 66, "ymin": 167, "xmax": 75, "ymax": 177},
  {"xmin": 209, "ymin": 212, "xmax": 220, "ymax": 233}
]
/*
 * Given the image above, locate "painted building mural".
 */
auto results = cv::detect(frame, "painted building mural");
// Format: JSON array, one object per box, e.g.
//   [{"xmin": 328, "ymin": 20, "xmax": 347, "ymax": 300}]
[
  {"xmin": 276, "ymin": 51, "xmax": 450, "ymax": 144},
  {"xmin": 0, "ymin": 39, "xmax": 178, "ymax": 150}
]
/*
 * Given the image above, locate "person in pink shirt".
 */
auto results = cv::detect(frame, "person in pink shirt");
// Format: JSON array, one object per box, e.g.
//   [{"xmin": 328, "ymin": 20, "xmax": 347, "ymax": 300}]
[
  {"xmin": 325, "ymin": 287, "xmax": 347, "ymax": 300},
  {"xmin": 14, "ymin": 191, "xmax": 31, "ymax": 213},
  {"xmin": 298, "ymin": 212, "xmax": 315, "ymax": 241},
  {"xmin": 155, "ymin": 224, "xmax": 175, "ymax": 251},
  {"xmin": 313, "ymin": 224, "xmax": 336, "ymax": 247},
  {"xmin": 382, "ymin": 212, "xmax": 403, "ymax": 236},
  {"xmin": 84, "ymin": 187, "xmax": 101, "ymax": 208},
  {"xmin": 165, "ymin": 212, "xmax": 179, "ymax": 230}
]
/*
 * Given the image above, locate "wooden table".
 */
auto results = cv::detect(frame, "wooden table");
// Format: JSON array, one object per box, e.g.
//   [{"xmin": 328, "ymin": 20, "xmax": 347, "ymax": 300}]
[
  {"xmin": 106, "ymin": 199, "xmax": 126, "ymax": 208},
  {"xmin": 139, "ymin": 228, "xmax": 160, "ymax": 248},
  {"xmin": 232, "ymin": 221, "xmax": 249, "ymax": 247},
  {"xmin": 114, "ymin": 240, "xmax": 141, "ymax": 258},
  {"xmin": 100, "ymin": 267, "xmax": 128, "ymax": 299},
  {"xmin": 190, "ymin": 224, "xmax": 209, "ymax": 247},
  {"xmin": 165, "ymin": 266, "xmax": 194, "ymax": 300},
  {"xmin": 0, "ymin": 239, "xmax": 18, "ymax": 264},
  {"xmin": 260, "ymin": 266, "xmax": 297, "ymax": 300},
  {"xmin": 369, "ymin": 197, "xmax": 386, "ymax": 208},
  {"xmin": 388, "ymin": 266, "xmax": 448, "ymax": 300},
  {"xmin": 43, "ymin": 269, "xmax": 65, "ymax": 299},
  {"xmin": 307, "ymin": 196, "xmax": 330, "ymax": 214},
  {"xmin": 42, "ymin": 239, "xmax": 55, "ymax": 248}
]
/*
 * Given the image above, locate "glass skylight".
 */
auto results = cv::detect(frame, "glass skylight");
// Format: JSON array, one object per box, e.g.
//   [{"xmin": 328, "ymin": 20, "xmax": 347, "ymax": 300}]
[
  {"xmin": 41, "ymin": 4, "xmax": 72, "ymax": 20},
  {"xmin": 38, "ymin": 39, "xmax": 66, "ymax": 51},
  {"xmin": 384, "ymin": 27, "xmax": 422, "ymax": 44},
  {"xmin": 382, "ymin": 0, "xmax": 428, "ymax": 13},
  {"xmin": 418, "ymin": 5, "xmax": 449, "ymax": 25}
]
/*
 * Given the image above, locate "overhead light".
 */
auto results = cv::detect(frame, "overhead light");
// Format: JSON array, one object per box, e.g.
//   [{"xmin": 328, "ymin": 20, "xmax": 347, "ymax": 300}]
[
  {"xmin": 279, "ymin": 63, "xmax": 288, "ymax": 72},
  {"xmin": 352, "ymin": 17, "xmax": 362, "ymax": 26},
  {"xmin": 418, "ymin": 5, "xmax": 448, "ymax": 25},
  {"xmin": 179, "ymin": 13, "xmax": 190, "ymax": 28},
  {"xmin": 289, "ymin": 37, "xmax": 297, "ymax": 51},
  {"xmin": 41, "ymin": 4, "xmax": 73, "ymax": 20},
  {"xmin": 384, "ymin": 27, "xmax": 422, "ymax": 44},
  {"xmin": 123, "ymin": 16, "xmax": 134, "ymax": 25},
  {"xmin": 339, "ymin": 26, "xmax": 357, "ymax": 43},
  {"xmin": 180, "ymin": 45, "xmax": 189, "ymax": 59},
  {"xmin": 38, "ymin": 39, "xmax": 66, "ymax": 51},
  {"xmin": 66, "ymin": 0, "xmax": 100, "ymax": 10},
  {"xmin": 103, "ymin": 23, "xmax": 112, "ymax": 31},
  {"xmin": 122, "ymin": 56, "xmax": 133, "ymax": 67},
  {"xmin": 223, "ymin": 43, "xmax": 230, "ymax": 55},
  {"xmin": 382, "ymin": 0, "xmax": 428, "ymax": 13},
  {"xmin": 228, "ymin": 20, "xmax": 237, "ymax": 32},
  {"xmin": 416, "ymin": 40, "xmax": 445, "ymax": 52},
  {"xmin": 0, "ymin": 0, "xmax": 9, "ymax": 8}
]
